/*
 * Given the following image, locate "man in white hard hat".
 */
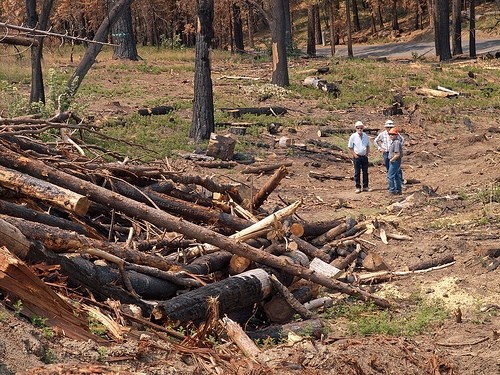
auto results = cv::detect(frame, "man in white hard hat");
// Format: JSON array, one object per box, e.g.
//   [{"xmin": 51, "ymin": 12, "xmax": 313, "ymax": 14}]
[
  {"xmin": 348, "ymin": 121, "xmax": 372, "ymax": 193},
  {"xmin": 374, "ymin": 119, "xmax": 405, "ymax": 185}
]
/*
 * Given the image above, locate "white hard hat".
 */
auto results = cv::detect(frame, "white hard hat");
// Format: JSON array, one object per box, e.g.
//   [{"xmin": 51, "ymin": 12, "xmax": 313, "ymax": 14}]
[
  {"xmin": 385, "ymin": 119, "xmax": 394, "ymax": 127},
  {"xmin": 355, "ymin": 121, "xmax": 364, "ymax": 128}
]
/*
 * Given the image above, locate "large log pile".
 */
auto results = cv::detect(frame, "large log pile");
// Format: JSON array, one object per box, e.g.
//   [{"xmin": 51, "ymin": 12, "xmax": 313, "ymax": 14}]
[{"xmin": 0, "ymin": 121, "xmax": 453, "ymax": 358}]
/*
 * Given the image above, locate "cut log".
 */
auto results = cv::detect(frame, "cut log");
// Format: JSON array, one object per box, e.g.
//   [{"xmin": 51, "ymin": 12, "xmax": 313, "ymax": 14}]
[
  {"xmin": 220, "ymin": 107, "xmax": 288, "ymax": 117},
  {"xmin": 222, "ymin": 316, "xmax": 261, "ymax": 358},
  {"xmin": 206, "ymin": 133, "xmax": 236, "ymax": 161},
  {"xmin": 303, "ymin": 76, "xmax": 340, "ymax": 96},
  {"xmin": 0, "ymin": 146, "xmax": 390, "ymax": 308},
  {"xmin": 196, "ymin": 160, "xmax": 237, "ymax": 168},
  {"xmin": 362, "ymin": 252, "xmax": 389, "ymax": 271},
  {"xmin": 153, "ymin": 268, "xmax": 273, "ymax": 324},
  {"xmin": 229, "ymin": 254, "xmax": 252, "ymax": 275},
  {"xmin": 264, "ymin": 286, "xmax": 313, "ymax": 323},
  {"xmin": 299, "ymin": 219, "xmax": 344, "ymax": 238},
  {"xmin": 290, "ymin": 234, "xmax": 330, "ymax": 263},
  {"xmin": 227, "ymin": 126, "xmax": 247, "ymax": 136},
  {"xmin": 137, "ymin": 105, "xmax": 173, "ymax": 116},
  {"xmin": 308, "ymin": 171, "xmax": 345, "ymax": 181},
  {"xmin": 0, "ymin": 199, "xmax": 105, "ymax": 240},
  {"xmin": 247, "ymin": 318, "xmax": 323, "ymax": 341},
  {"xmin": 416, "ymin": 87, "xmax": 453, "ymax": 98},
  {"xmin": 309, "ymin": 258, "xmax": 342, "ymax": 279},
  {"xmin": 331, "ymin": 244, "xmax": 362, "ymax": 271},
  {"xmin": 0, "ymin": 246, "xmax": 107, "ymax": 343},
  {"xmin": 311, "ymin": 223, "xmax": 347, "ymax": 246},
  {"xmin": 408, "ymin": 254, "xmax": 455, "ymax": 271},
  {"xmin": 182, "ymin": 251, "xmax": 233, "ymax": 275},
  {"xmin": 297, "ymin": 67, "xmax": 329, "ymax": 74},
  {"xmin": 0, "ymin": 217, "xmax": 33, "ymax": 259},
  {"xmin": 307, "ymin": 138, "xmax": 347, "ymax": 153},
  {"xmin": 0, "ymin": 165, "xmax": 89, "ymax": 216},
  {"xmin": 252, "ymin": 165, "xmax": 288, "ymax": 209},
  {"xmin": 269, "ymin": 275, "xmax": 315, "ymax": 320},
  {"xmin": 241, "ymin": 162, "xmax": 292, "ymax": 174}
]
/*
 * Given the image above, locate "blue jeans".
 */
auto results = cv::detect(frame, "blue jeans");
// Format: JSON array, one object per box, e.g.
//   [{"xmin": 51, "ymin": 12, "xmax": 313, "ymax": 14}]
[
  {"xmin": 387, "ymin": 159, "xmax": 402, "ymax": 192},
  {"xmin": 353, "ymin": 155, "xmax": 369, "ymax": 189},
  {"xmin": 384, "ymin": 152, "xmax": 403, "ymax": 183}
]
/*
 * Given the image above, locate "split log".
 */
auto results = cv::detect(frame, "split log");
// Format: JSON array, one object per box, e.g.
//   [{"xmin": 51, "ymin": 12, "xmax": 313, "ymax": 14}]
[
  {"xmin": 269, "ymin": 275, "xmax": 315, "ymax": 320},
  {"xmin": 289, "ymin": 234, "xmax": 330, "ymax": 263},
  {"xmin": 308, "ymin": 171, "xmax": 345, "ymax": 181},
  {"xmin": 307, "ymin": 138, "xmax": 347, "ymax": 153},
  {"xmin": 153, "ymin": 269, "xmax": 273, "ymax": 324},
  {"xmin": 416, "ymin": 87, "xmax": 454, "ymax": 98},
  {"xmin": 137, "ymin": 105, "xmax": 173, "ymax": 116},
  {"xmin": 241, "ymin": 162, "xmax": 292, "ymax": 174},
  {"xmin": 221, "ymin": 107, "xmax": 287, "ymax": 117},
  {"xmin": 0, "ymin": 199, "xmax": 105, "ymax": 240},
  {"xmin": 0, "ymin": 35, "xmax": 39, "ymax": 46},
  {"xmin": 303, "ymin": 76, "xmax": 340, "ymax": 96},
  {"xmin": 0, "ymin": 146, "xmax": 391, "ymax": 308},
  {"xmin": 206, "ymin": 133, "xmax": 236, "ymax": 161},
  {"xmin": 312, "ymin": 223, "xmax": 347, "ymax": 246},
  {"xmin": 0, "ymin": 246, "xmax": 107, "ymax": 343},
  {"xmin": 247, "ymin": 318, "xmax": 323, "ymax": 341},
  {"xmin": 252, "ymin": 165, "xmax": 288, "ymax": 209},
  {"xmin": 264, "ymin": 286, "xmax": 313, "ymax": 323},
  {"xmin": 222, "ymin": 316, "xmax": 261, "ymax": 358},
  {"xmin": 0, "ymin": 165, "xmax": 89, "ymax": 216},
  {"xmin": 309, "ymin": 258, "xmax": 342, "ymax": 279}
]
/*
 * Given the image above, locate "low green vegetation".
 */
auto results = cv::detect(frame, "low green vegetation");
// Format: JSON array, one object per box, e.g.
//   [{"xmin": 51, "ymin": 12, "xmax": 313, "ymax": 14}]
[
  {"xmin": 323, "ymin": 296, "xmax": 448, "ymax": 337},
  {"xmin": 30, "ymin": 314, "xmax": 54, "ymax": 339},
  {"xmin": 88, "ymin": 314, "xmax": 108, "ymax": 338}
]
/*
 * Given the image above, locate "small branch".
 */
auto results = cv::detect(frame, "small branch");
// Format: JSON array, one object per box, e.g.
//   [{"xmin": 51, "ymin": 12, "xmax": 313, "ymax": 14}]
[{"xmin": 269, "ymin": 274, "xmax": 315, "ymax": 320}]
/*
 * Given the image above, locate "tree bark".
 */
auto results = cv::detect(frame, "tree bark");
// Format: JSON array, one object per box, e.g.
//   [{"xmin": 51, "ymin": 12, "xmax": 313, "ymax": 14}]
[
  {"xmin": 252, "ymin": 165, "xmax": 288, "ymax": 209},
  {"xmin": 110, "ymin": 0, "xmax": 140, "ymax": 60},
  {"xmin": 247, "ymin": 2, "xmax": 255, "ymax": 47},
  {"xmin": 233, "ymin": 2, "xmax": 244, "ymax": 52},
  {"xmin": 391, "ymin": 0, "xmax": 400, "ymax": 30},
  {"xmin": 329, "ymin": 0, "xmax": 337, "ymax": 56},
  {"xmin": 270, "ymin": 0, "xmax": 289, "ymax": 87},
  {"xmin": 346, "ymin": 0, "xmax": 354, "ymax": 57},
  {"xmin": 307, "ymin": 5, "xmax": 316, "ymax": 56},
  {"xmin": 352, "ymin": 0, "xmax": 361, "ymax": 32},
  {"xmin": 469, "ymin": 0, "xmax": 476, "ymax": 58},
  {"xmin": 452, "ymin": 0, "xmax": 463, "ymax": 55},
  {"xmin": 438, "ymin": 0, "xmax": 452, "ymax": 60},
  {"xmin": 66, "ymin": 0, "xmax": 134, "ymax": 96},
  {"xmin": 283, "ymin": 0, "xmax": 292, "ymax": 50},
  {"xmin": 190, "ymin": 0, "xmax": 215, "ymax": 141},
  {"xmin": 0, "ymin": 145, "xmax": 390, "ymax": 308},
  {"xmin": 314, "ymin": 5, "xmax": 322, "ymax": 44}
]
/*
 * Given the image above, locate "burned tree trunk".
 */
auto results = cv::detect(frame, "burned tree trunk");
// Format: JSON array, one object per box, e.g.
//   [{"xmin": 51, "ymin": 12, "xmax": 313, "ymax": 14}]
[
  {"xmin": 307, "ymin": 5, "xmax": 316, "ymax": 56},
  {"xmin": 451, "ymin": 0, "xmax": 463, "ymax": 55},
  {"xmin": 110, "ymin": 0, "xmax": 140, "ymax": 60},
  {"xmin": 270, "ymin": 0, "xmax": 289, "ymax": 87},
  {"xmin": 190, "ymin": 0, "xmax": 215, "ymax": 141},
  {"xmin": 233, "ymin": 2, "xmax": 244, "ymax": 52}
]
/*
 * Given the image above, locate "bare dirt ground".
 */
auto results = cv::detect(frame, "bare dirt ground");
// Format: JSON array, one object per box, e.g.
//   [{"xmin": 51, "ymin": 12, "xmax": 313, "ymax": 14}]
[{"xmin": 1, "ymin": 43, "xmax": 499, "ymax": 375}]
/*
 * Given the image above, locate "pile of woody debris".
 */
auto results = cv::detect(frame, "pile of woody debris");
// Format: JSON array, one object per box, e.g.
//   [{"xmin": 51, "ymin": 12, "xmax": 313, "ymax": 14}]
[{"xmin": 0, "ymin": 114, "xmax": 455, "ymax": 369}]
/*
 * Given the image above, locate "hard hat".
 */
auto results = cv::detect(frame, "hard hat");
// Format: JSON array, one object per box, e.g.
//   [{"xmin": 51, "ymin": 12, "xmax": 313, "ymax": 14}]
[
  {"xmin": 385, "ymin": 119, "xmax": 394, "ymax": 127},
  {"xmin": 355, "ymin": 121, "xmax": 364, "ymax": 128},
  {"xmin": 388, "ymin": 127, "xmax": 399, "ymax": 135}
]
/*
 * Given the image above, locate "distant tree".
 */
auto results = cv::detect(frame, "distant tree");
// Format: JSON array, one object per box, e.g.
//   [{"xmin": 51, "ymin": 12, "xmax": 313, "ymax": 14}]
[
  {"xmin": 377, "ymin": 0, "xmax": 384, "ymax": 28},
  {"xmin": 345, "ymin": 0, "xmax": 353, "ymax": 57},
  {"xmin": 307, "ymin": 5, "xmax": 316, "ymax": 56},
  {"xmin": 110, "ymin": 0, "xmax": 140, "ymax": 60},
  {"xmin": 190, "ymin": 0, "xmax": 215, "ymax": 141},
  {"xmin": 451, "ymin": 0, "xmax": 463, "ymax": 55},
  {"xmin": 233, "ymin": 1, "xmax": 244, "ymax": 52},
  {"xmin": 352, "ymin": 0, "xmax": 361, "ymax": 32},
  {"xmin": 246, "ymin": 1, "xmax": 255, "ymax": 47},
  {"xmin": 328, "ymin": 0, "xmax": 338, "ymax": 56},
  {"xmin": 314, "ymin": 4, "xmax": 322, "ymax": 44},
  {"xmin": 391, "ymin": 0, "xmax": 400, "ymax": 30},
  {"xmin": 469, "ymin": 0, "xmax": 476, "ymax": 57},
  {"xmin": 432, "ymin": 0, "xmax": 451, "ymax": 60}
]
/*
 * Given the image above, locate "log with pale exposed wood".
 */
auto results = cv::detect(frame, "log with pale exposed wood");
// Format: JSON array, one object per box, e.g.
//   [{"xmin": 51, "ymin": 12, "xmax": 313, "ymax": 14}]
[
  {"xmin": 0, "ymin": 246, "xmax": 107, "ymax": 343},
  {"xmin": 312, "ymin": 222, "xmax": 347, "ymax": 246},
  {"xmin": 0, "ymin": 199, "xmax": 106, "ymax": 240},
  {"xmin": 220, "ymin": 107, "xmax": 288, "ymax": 117},
  {"xmin": 408, "ymin": 254, "xmax": 455, "ymax": 271},
  {"xmin": 303, "ymin": 76, "xmax": 340, "ymax": 96},
  {"xmin": 0, "ymin": 165, "xmax": 89, "ymax": 216},
  {"xmin": 247, "ymin": 318, "xmax": 323, "ymax": 341},
  {"xmin": 137, "ymin": 105, "xmax": 173, "ymax": 116},
  {"xmin": 252, "ymin": 165, "xmax": 288, "ymax": 209},
  {"xmin": 229, "ymin": 254, "xmax": 253, "ymax": 275},
  {"xmin": 0, "ymin": 217, "xmax": 32, "ymax": 259},
  {"xmin": 222, "ymin": 316, "xmax": 261, "ymax": 358},
  {"xmin": 241, "ymin": 162, "xmax": 292, "ymax": 174},
  {"xmin": 416, "ymin": 87, "xmax": 453, "ymax": 98},
  {"xmin": 206, "ymin": 133, "xmax": 237, "ymax": 161},
  {"xmin": 317, "ymin": 128, "xmax": 378, "ymax": 137},
  {"xmin": 298, "ymin": 219, "xmax": 344, "ymax": 238},
  {"xmin": 0, "ymin": 145, "xmax": 391, "ymax": 307},
  {"xmin": 264, "ymin": 286, "xmax": 313, "ymax": 323},
  {"xmin": 269, "ymin": 275, "xmax": 315, "ymax": 320}
]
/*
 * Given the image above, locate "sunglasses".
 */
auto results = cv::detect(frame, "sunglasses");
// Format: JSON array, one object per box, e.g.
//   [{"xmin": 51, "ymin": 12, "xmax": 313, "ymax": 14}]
[{"xmin": 356, "ymin": 127, "xmax": 364, "ymax": 129}]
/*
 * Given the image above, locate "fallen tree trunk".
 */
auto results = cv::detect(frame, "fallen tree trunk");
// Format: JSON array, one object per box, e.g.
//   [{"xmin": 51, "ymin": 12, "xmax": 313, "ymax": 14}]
[
  {"xmin": 0, "ymin": 165, "xmax": 89, "ymax": 216},
  {"xmin": 0, "ymin": 145, "xmax": 391, "ymax": 308},
  {"xmin": 241, "ymin": 162, "xmax": 292, "ymax": 174},
  {"xmin": 252, "ymin": 165, "xmax": 288, "ymax": 209},
  {"xmin": 0, "ymin": 35, "xmax": 39, "ymax": 46},
  {"xmin": 221, "ymin": 107, "xmax": 287, "ymax": 117},
  {"xmin": 0, "ymin": 217, "xmax": 33, "ymax": 259},
  {"xmin": 312, "ymin": 222, "xmax": 347, "ymax": 246}
]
